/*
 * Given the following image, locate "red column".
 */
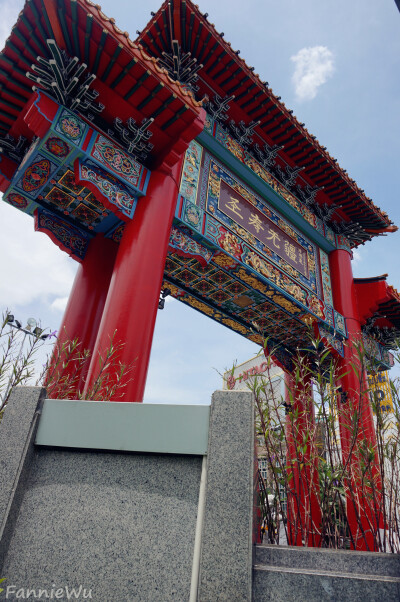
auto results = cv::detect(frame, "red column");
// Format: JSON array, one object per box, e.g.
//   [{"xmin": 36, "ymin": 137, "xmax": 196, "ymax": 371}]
[
  {"xmin": 330, "ymin": 248, "xmax": 381, "ymax": 550},
  {"xmin": 285, "ymin": 369, "xmax": 322, "ymax": 547},
  {"xmin": 46, "ymin": 234, "xmax": 118, "ymax": 398},
  {"xmin": 83, "ymin": 158, "xmax": 184, "ymax": 402}
]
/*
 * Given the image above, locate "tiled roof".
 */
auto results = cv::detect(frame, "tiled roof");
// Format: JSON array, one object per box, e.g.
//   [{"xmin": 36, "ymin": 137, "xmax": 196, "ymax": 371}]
[{"xmin": 138, "ymin": 0, "xmax": 395, "ymax": 238}]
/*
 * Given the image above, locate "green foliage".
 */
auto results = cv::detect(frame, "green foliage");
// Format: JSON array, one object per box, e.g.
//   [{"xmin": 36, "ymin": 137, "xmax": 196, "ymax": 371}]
[
  {"xmin": 0, "ymin": 312, "xmax": 135, "ymax": 420},
  {"xmin": 43, "ymin": 328, "xmax": 134, "ymax": 402},
  {"xmin": 0, "ymin": 311, "xmax": 48, "ymax": 419},
  {"xmin": 254, "ymin": 329, "xmax": 400, "ymax": 552}
]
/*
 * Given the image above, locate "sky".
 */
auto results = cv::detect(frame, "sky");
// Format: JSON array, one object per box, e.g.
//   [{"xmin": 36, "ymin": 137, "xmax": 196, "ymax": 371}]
[{"xmin": 0, "ymin": 0, "xmax": 399, "ymax": 404}]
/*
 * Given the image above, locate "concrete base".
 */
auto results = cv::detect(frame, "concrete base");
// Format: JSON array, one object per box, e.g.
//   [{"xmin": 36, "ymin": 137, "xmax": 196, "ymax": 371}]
[{"xmin": 253, "ymin": 544, "xmax": 400, "ymax": 602}]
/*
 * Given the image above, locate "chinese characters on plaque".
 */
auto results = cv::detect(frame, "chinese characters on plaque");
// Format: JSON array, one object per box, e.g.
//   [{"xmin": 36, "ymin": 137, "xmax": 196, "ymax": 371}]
[{"xmin": 218, "ymin": 181, "xmax": 309, "ymax": 277}]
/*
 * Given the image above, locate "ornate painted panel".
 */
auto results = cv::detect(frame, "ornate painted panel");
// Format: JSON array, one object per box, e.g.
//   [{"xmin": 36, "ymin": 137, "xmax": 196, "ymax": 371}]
[
  {"xmin": 319, "ymin": 249, "xmax": 333, "ymax": 307},
  {"xmin": 334, "ymin": 310, "xmax": 347, "ymax": 337},
  {"xmin": 15, "ymin": 154, "xmax": 59, "ymax": 196},
  {"xmin": 163, "ymin": 222, "xmax": 340, "ymax": 362},
  {"xmin": 174, "ymin": 138, "xmax": 349, "ymax": 355},
  {"xmin": 203, "ymin": 113, "xmax": 340, "ymax": 243},
  {"xmin": 89, "ymin": 134, "xmax": 148, "ymax": 192},
  {"xmin": 181, "ymin": 141, "xmax": 321, "ymax": 293},
  {"xmin": 77, "ymin": 160, "xmax": 138, "ymax": 220},
  {"xmin": 34, "ymin": 208, "xmax": 90, "ymax": 261},
  {"xmin": 6, "ymin": 161, "xmax": 114, "ymax": 233},
  {"xmin": 180, "ymin": 139, "xmax": 202, "ymax": 204},
  {"xmin": 178, "ymin": 142, "xmax": 342, "ymax": 320},
  {"xmin": 318, "ymin": 323, "xmax": 345, "ymax": 357},
  {"xmin": 336, "ymin": 234, "xmax": 352, "ymax": 252},
  {"xmin": 163, "ymin": 237, "xmax": 312, "ymax": 348},
  {"xmin": 168, "ymin": 226, "xmax": 214, "ymax": 266},
  {"xmin": 55, "ymin": 108, "xmax": 89, "ymax": 146},
  {"xmin": 2, "ymin": 94, "xmax": 150, "ymax": 260},
  {"xmin": 363, "ymin": 333, "xmax": 394, "ymax": 370},
  {"xmin": 204, "ymin": 157, "xmax": 319, "ymax": 293}
]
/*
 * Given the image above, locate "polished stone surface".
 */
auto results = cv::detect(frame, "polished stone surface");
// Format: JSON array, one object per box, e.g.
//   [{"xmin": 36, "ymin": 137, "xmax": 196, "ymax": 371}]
[
  {"xmin": 256, "ymin": 543, "xmax": 400, "ymax": 578},
  {"xmin": 253, "ymin": 564, "xmax": 400, "ymax": 601},
  {"xmin": 198, "ymin": 389, "xmax": 254, "ymax": 602},
  {"xmin": 254, "ymin": 544, "xmax": 400, "ymax": 601},
  {"xmin": 2, "ymin": 449, "xmax": 202, "ymax": 601},
  {"xmin": 0, "ymin": 387, "xmax": 45, "ymax": 568},
  {"xmin": 0, "ymin": 387, "xmax": 45, "ymax": 517}
]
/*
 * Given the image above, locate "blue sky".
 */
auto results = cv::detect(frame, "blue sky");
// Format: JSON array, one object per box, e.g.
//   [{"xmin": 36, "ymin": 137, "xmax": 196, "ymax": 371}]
[{"xmin": 0, "ymin": 0, "xmax": 399, "ymax": 403}]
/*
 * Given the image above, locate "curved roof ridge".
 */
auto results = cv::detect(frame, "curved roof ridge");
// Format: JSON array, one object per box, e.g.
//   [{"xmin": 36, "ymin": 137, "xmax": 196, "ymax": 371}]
[
  {"xmin": 82, "ymin": 0, "xmax": 204, "ymax": 108},
  {"xmin": 354, "ymin": 275, "xmax": 389, "ymax": 283},
  {"xmin": 137, "ymin": 0, "xmax": 394, "ymax": 231}
]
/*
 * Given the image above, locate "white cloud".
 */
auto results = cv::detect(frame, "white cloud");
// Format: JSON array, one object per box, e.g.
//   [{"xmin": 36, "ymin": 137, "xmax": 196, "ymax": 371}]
[
  {"xmin": 51, "ymin": 296, "xmax": 69, "ymax": 313},
  {"xmin": 291, "ymin": 46, "xmax": 335, "ymax": 102},
  {"xmin": 0, "ymin": 202, "xmax": 77, "ymax": 309}
]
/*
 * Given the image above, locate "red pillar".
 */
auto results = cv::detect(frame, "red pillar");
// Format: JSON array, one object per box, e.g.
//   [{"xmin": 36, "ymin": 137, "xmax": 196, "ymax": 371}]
[
  {"xmin": 329, "ymin": 248, "xmax": 381, "ymax": 550},
  {"xmin": 83, "ymin": 158, "xmax": 184, "ymax": 402},
  {"xmin": 46, "ymin": 234, "xmax": 118, "ymax": 398},
  {"xmin": 285, "ymin": 369, "xmax": 322, "ymax": 547}
]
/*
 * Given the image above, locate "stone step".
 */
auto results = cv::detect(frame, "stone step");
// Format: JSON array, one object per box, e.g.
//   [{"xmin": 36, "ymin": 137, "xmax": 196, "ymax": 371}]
[
  {"xmin": 255, "ymin": 543, "xmax": 400, "ymax": 578},
  {"xmin": 253, "ymin": 563, "xmax": 400, "ymax": 602}
]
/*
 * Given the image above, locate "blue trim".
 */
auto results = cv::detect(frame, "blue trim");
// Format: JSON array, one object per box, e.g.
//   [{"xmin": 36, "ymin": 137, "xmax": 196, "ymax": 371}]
[
  {"xmin": 197, "ymin": 130, "xmax": 335, "ymax": 254},
  {"xmin": 84, "ymin": 129, "xmax": 98, "ymax": 156},
  {"xmin": 141, "ymin": 167, "xmax": 151, "ymax": 196},
  {"xmin": 33, "ymin": 90, "xmax": 55, "ymax": 124}
]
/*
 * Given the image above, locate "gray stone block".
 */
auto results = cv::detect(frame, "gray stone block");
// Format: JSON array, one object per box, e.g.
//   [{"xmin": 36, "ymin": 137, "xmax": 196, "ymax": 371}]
[
  {"xmin": 0, "ymin": 386, "xmax": 46, "ymax": 568},
  {"xmin": 2, "ymin": 448, "xmax": 202, "ymax": 601},
  {"xmin": 0, "ymin": 389, "xmax": 259, "ymax": 600},
  {"xmin": 256, "ymin": 544, "xmax": 400, "ymax": 578},
  {"xmin": 253, "ymin": 564, "xmax": 400, "ymax": 602},
  {"xmin": 198, "ymin": 389, "xmax": 254, "ymax": 602}
]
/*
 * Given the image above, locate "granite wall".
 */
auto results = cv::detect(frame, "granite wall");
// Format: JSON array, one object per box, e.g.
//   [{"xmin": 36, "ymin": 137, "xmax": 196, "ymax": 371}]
[
  {"xmin": 2, "ymin": 448, "xmax": 202, "ymax": 600},
  {"xmin": 0, "ymin": 387, "xmax": 255, "ymax": 602}
]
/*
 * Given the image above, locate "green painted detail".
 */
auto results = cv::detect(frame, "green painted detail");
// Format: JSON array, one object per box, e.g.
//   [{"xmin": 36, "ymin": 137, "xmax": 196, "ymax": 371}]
[
  {"xmin": 36, "ymin": 399, "xmax": 210, "ymax": 456},
  {"xmin": 197, "ymin": 130, "xmax": 335, "ymax": 254}
]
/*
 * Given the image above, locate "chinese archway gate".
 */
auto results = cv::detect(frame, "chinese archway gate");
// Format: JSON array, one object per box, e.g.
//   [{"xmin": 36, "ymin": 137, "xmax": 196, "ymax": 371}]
[{"xmin": 1, "ymin": 0, "xmax": 399, "ymax": 551}]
